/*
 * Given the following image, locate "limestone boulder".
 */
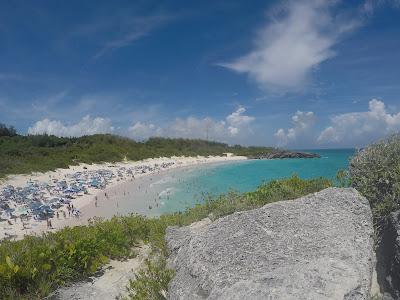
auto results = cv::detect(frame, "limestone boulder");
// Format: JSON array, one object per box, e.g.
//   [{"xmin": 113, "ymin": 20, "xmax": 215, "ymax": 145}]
[{"xmin": 166, "ymin": 188, "xmax": 374, "ymax": 300}]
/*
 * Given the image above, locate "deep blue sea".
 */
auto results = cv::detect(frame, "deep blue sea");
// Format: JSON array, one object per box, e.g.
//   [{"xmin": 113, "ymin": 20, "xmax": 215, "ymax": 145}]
[{"xmin": 155, "ymin": 149, "xmax": 354, "ymax": 214}]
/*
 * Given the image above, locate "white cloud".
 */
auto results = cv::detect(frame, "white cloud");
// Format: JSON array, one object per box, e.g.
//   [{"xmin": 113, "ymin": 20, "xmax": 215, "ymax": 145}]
[
  {"xmin": 318, "ymin": 99, "xmax": 400, "ymax": 146},
  {"xmin": 171, "ymin": 106, "xmax": 255, "ymax": 140},
  {"xmin": 220, "ymin": 0, "xmax": 359, "ymax": 90},
  {"xmin": 226, "ymin": 106, "xmax": 255, "ymax": 131},
  {"xmin": 127, "ymin": 106, "xmax": 255, "ymax": 142},
  {"xmin": 28, "ymin": 115, "xmax": 114, "ymax": 137},
  {"xmin": 166, "ymin": 117, "xmax": 228, "ymax": 140},
  {"xmin": 28, "ymin": 107, "xmax": 255, "ymax": 143},
  {"xmin": 128, "ymin": 122, "xmax": 162, "ymax": 140},
  {"xmin": 274, "ymin": 111, "xmax": 315, "ymax": 146}
]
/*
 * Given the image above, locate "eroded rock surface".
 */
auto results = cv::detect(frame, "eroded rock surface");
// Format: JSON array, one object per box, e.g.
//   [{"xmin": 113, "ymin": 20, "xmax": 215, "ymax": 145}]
[
  {"xmin": 166, "ymin": 188, "xmax": 374, "ymax": 300},
  {"xmin": 376, "ymin": 210, "xmax": 400, "ymax": 299}
]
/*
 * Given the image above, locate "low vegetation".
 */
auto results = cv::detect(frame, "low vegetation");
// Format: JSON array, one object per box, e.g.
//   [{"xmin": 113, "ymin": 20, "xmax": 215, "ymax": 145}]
[
  {"xmin": 349, "ymin": 134, "xmax": 400, "ymax": 222},
  {"xmin": 125, "ymin": 258, "xmax": 174, "ymax": 300},
  {"xmin": 0, "ymin": 133, "xmax": 280, "ymax": 178},
  {"xmin": 0, "ymin": 123, "xmax": 17, "ymax": 138},
  {"xmin": 0, "ymin": 176, "xmax": 331, "ymax": 299}
]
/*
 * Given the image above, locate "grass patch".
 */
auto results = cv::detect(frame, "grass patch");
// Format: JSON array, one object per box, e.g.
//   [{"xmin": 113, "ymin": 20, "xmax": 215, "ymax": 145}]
[{"xmin": 0, "ymin": 176, "xmax": 331, "ymax": 299}]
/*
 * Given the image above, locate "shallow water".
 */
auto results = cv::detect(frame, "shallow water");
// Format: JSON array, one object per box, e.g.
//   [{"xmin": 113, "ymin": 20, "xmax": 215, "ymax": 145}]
[
  {"xmin": 156, "ymin": 149, "xmax": 354, "ymax": 214},
  {"xmin": 81, "ymin": 149, "xmax": 354, "ymax": 218}
]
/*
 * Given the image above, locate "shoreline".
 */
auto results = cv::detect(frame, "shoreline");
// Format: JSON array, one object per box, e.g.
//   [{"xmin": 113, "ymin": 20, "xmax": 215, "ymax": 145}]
[{"xmin": 0, "ymin": 155, "xmax": 247, "ymax": 241}]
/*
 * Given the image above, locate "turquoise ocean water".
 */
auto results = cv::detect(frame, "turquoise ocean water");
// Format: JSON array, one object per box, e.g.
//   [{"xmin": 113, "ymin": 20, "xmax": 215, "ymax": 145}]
[{"xmin": 152, "ymin": 149, "xmax": 354, "ymax": 214}]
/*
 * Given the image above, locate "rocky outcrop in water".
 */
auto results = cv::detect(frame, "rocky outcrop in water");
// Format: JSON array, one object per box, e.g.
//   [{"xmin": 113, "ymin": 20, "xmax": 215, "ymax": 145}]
[
  {"xmin": 166, "ymin": 188, "xmax": 374, "ymax": 300},
  {"xmin": 376, "ymin": 210, "xmax": 400, "ymax": 299},
  {"xmin": 248, "ymin": 151, "xmax": 320, "ymax": 159}
]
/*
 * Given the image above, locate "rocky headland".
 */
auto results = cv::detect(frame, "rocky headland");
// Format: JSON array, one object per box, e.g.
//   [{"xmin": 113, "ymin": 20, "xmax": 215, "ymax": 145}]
[
  {"xmin": 166, "ymin": 188, "xmax": 374, "ymax": 300},
  {"xmin": 247, "ymin": 150, "xmax": 320, "ymax": 159}
]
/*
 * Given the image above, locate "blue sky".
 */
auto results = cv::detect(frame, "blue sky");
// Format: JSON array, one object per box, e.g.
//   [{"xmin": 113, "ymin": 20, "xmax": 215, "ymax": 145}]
[{"xmin": 0, "ymin": 0, "xmax": 400, "ymax": 148}]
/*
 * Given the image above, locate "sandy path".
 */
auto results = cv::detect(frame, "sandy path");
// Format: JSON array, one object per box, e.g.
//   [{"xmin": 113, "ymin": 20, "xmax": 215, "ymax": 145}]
[{"xmin": 47, "ymin": 244, "xmax": 151, "ymax": 300}]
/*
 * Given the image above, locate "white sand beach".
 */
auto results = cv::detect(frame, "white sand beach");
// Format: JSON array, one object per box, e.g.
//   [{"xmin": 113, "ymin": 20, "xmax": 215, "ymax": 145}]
[{"xmin": 0, "ymin": 155, "xmax": 246, "ymax": 241}]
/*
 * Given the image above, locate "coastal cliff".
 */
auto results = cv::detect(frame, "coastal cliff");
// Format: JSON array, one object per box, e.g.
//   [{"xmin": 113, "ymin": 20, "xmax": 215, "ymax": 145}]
[{"xmin": 166, "ymin": 188, "xmax": 374, "ymax": 300}]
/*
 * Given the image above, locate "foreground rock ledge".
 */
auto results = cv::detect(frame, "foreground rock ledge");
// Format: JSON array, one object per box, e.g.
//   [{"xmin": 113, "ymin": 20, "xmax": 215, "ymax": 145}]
[{"xmin": 166, "ymin": 188, "xmax": 374, "ymax": 300}]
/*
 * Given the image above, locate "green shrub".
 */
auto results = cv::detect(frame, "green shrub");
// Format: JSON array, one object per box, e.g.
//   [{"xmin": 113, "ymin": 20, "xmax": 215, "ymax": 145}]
[
  {"xmin": 336, "ymin": 169, "xmax": 350, "ymax": 187},
  {"xmin": 125, "ymin": 258, "xmax": 174, "ymax": 300},
  {"xmin": 349, "ymin": 134, "xmax": 400, "ymax": 221},
  {"xmin": 0, "ymin": 216, "xmax": 151, "ymax": 298}
]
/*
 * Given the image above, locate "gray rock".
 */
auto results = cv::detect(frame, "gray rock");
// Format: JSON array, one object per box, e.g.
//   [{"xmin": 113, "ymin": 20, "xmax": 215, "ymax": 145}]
[
  {"xmin": 376, "ymin": 210, "xmax": 400, "ymax": 299},
  {"xmin": 166, "ymin": 188, "xmax": 374, "ymax": 300}
]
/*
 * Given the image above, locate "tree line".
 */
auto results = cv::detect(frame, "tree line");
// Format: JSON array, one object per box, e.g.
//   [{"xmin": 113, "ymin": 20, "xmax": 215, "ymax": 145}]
[{"xmin": 0, "ymin": 123, "xmax": 17, "ymax": 137}]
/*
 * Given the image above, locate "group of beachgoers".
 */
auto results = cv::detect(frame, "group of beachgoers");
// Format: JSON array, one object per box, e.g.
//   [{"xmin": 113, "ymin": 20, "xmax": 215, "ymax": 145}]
[
  {"xmin": 0, "ymin": 156, "xmax": 245, "ymax": 240},
  {"xmin": 0, "ymin": 161, "xmax": 175, "ymax": 240}
]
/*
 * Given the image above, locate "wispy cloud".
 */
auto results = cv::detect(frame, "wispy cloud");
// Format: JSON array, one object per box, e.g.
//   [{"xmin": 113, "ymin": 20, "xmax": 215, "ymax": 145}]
[
  {"xmin": 91, "ymin": 14, "xmax": 174, "ymax": 60},
  {"xmin": 360, "ymin": 0, "xmax": 400, "ymax": 15},
  {"xmin": 219, "ymin": 0, "xmax": 361, "ymax": 91},
  {"xmin": 0, "ymin": 73, "xmax": 23, "ymax": 81}
]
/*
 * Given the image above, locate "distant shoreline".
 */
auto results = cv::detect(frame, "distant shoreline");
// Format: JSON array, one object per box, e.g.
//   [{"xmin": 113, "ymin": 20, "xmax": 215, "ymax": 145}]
[
  {"xmin": 0, "ymin": 155, "xmax": 247, "ymax": 241},
  {"xmin": 0, "ymin": 149, "xmax": 324, "ymax": 241}
]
